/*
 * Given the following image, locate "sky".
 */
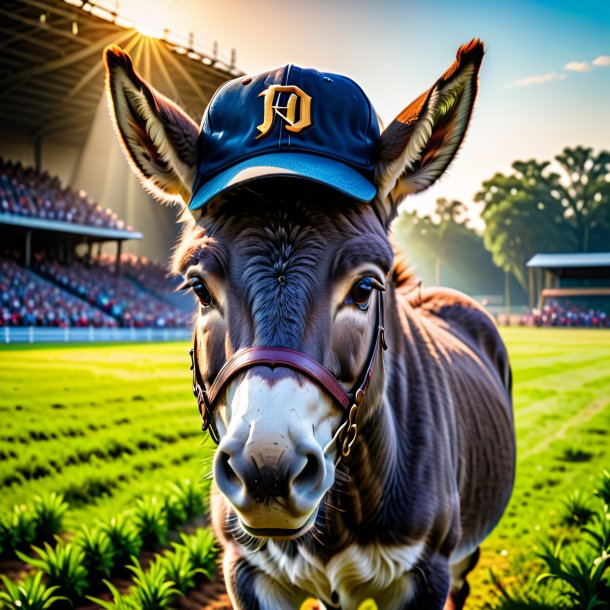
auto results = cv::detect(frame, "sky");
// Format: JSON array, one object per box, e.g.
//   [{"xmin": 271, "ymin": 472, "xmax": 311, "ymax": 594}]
[{"xmin": 99, "ymin": 0, "xmax": 610, "ymax": 222}]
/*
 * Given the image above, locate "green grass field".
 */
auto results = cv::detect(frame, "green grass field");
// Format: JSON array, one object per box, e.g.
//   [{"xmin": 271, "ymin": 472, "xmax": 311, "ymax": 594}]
[
  {"xmin": 469, "ymin": 328, "xmax": 610, "ymax": 609},
  {"xmin": 1, "ymin": 328, "xmax": 609, "ymax": 608},
  {"xmin": 0, "ymin": 342, "xmax": 215, "ymax": 530}
]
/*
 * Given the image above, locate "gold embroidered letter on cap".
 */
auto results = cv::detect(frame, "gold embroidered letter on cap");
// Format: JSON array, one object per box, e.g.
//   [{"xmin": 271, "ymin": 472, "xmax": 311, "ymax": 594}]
[{"xmin": 256, "ymin": 85, "xmax": 312, "ymax": 139}]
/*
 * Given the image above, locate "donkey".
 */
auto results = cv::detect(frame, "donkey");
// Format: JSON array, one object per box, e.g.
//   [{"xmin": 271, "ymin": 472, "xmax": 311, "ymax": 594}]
[{"xmin": 104, "ymin": 39, "xmax": 515, "ymax": 610}]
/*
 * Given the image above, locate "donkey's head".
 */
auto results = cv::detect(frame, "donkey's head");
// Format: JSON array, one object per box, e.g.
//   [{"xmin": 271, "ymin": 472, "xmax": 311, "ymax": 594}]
[{"xmin": 105, "ymin": 40, "xmax": 483, "ymax": 538}]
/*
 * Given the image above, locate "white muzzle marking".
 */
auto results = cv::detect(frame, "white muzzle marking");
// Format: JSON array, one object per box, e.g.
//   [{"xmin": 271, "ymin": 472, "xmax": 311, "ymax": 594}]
[{"xmin": 213, "ymin": 371, "xmax": 342, "ymax": 534}]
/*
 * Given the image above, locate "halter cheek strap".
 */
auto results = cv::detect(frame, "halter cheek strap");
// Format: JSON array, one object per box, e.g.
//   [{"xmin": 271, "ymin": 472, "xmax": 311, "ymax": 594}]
[
  {"xmin": 189, "ymin": 290, "xmax": 387, "ymax": 458},
  {"xmin": 189, "ymin": 343, "xmax": 221, "ymax": 445}
]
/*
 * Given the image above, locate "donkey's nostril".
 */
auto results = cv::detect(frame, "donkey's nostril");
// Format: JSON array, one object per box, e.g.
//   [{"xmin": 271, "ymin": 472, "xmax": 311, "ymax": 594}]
[
  {"xmin": 214, "ymin": 449, "xmax": 253, "ymax": 513},
  {"xmin": 218, "ymin": 450, "xmax": 241, "ymax": 487},
  {"xmin": 293, "ymin": 453, "xmax": 323, "ymax": 491}
]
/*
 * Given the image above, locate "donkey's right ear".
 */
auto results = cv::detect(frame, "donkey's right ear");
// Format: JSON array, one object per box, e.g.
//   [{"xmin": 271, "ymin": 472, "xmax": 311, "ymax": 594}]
[{"xmin": 104, "ymin": 45, "xmax": 199, "ymax": 207}]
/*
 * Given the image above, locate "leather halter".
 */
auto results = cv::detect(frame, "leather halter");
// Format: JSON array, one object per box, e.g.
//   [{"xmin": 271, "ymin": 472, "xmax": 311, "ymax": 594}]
[{"xmin": 189, "ymin": 290, "xmax": 387, "ymax": 458}]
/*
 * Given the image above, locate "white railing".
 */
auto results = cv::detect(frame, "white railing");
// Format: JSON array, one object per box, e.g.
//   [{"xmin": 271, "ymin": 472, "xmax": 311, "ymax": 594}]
[{"xmin": 3, "ymin": 326, "xmax": 191, "ymax": 344}]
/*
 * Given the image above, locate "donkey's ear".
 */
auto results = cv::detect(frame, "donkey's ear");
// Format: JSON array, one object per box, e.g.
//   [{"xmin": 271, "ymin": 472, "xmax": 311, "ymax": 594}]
[
  {"xmin": 104, "ymin": 45, "xmax": 199, "ymax": 207},
  {"xmin": 375, "ymin": 39, "xmax": 484, "ymax": 217}
]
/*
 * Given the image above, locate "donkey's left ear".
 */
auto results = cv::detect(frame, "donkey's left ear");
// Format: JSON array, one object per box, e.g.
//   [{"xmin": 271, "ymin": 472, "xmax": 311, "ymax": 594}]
[
  {"xmin": 375, "ymin": 39, "xmax": 484, "ymax": 219},
  {"xmin": 104, "ymin": 45, "xmax": 199, "ymax": 207}
]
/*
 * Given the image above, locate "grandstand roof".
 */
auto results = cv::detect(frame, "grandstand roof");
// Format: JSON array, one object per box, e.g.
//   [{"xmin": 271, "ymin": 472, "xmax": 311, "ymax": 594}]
[
  {"xmin": 0, "ymin": 213, "xmax": 143, "ymax": 241},
  {"xmin": 527, "ymin": 252, "xmax": 610, "ymax": 280},
  {"xmin": 0, "ymin": 0, "xmax": 242, "ymax": 148},
  {"xmin": 527, "ymin": 253, "xmax": 610, "ymax": 269}
]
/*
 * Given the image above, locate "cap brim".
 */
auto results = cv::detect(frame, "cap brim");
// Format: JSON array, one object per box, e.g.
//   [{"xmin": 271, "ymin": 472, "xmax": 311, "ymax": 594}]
[{"xmin": 188, "ymin": 152, "xmax": 377, "ymax": 211}]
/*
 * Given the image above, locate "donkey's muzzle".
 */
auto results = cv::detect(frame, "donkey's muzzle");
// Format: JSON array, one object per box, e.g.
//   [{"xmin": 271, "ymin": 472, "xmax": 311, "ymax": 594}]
[{"xmin": 214, "ymin": 432, "xmax": 328, "ymax": 534}]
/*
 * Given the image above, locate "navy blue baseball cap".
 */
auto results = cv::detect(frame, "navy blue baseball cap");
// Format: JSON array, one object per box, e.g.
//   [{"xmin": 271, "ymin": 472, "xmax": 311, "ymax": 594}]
[{"xmin": 189, "ymin": 64, "xmax": 380, "ymax": 211}]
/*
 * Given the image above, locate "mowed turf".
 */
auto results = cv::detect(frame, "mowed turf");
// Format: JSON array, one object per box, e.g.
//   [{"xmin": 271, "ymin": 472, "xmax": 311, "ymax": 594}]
[
  {"xmin": 0, "ymin": 341, "xmax": 215, "ymax": 529},
  {"xmin": 1, "ymin": 329, "xmax": 609, "ymax": 607},
  {"xmin": 468, "ymin": 328, "xmax": 610, "ymax": 609}
]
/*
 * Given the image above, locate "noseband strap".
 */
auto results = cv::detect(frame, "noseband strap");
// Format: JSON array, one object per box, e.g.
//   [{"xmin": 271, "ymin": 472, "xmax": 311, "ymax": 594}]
[
  {"xmin": 189, "ymin": 290, "xmax": 387, "ymax": 457},
  {"xmin": 207, "ymin": 347, "xmax": 352, "ymax": 409}
]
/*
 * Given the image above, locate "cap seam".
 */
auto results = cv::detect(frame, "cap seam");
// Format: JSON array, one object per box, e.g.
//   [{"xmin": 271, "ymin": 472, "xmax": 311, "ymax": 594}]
[
  {"xmin": 280, "ymin": 64, "xmax": 292, "ymax": 150},
  {"xmin": 199, "ymin": 78, "xmax": 231, "ymax": 175}
]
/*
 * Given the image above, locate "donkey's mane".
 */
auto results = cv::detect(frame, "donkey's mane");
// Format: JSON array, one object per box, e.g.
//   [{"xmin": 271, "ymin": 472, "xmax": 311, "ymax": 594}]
[{"xmin": 390, "ymin": 247, "xmax": 420, "ymax": 294}]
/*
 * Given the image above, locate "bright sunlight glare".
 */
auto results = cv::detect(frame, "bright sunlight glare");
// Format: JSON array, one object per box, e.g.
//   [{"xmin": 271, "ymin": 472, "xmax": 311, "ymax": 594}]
[{"xmin": 135, "ymin": 9, "xmax": 165, "ymax": 38}]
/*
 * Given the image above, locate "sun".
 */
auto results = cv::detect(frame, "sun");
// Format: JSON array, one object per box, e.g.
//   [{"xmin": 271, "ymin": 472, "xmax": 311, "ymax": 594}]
[{"xmin": 135, "ymin": 9, "xmax": 165, "ymax": 39}]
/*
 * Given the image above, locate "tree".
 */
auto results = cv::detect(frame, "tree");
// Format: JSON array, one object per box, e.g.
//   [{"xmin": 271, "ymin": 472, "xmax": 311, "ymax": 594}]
[
  {"xmin": 392, "ymin": 200, "xmax": 526, "ymax": 302},
  {"xmin": 432, "ymin": 198, "xmax": 467, "ymax": 284},
  {"xmin": 554, "ymin": 146, "xmax": 610, "ymax": 252},
  {"xmin": 475, "ymin": 147, "xmax": 610, "ymax": 292},
  {"xmin": 476, "ymin": 161, "xmax": 566, "ymax": 288}
]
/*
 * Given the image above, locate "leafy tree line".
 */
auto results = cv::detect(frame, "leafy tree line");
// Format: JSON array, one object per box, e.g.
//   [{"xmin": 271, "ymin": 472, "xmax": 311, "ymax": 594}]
[
  {"xmin": 393, "ymin": 146, "xmax": 610, "ymax": 307},
  {"xmin": 476, "ymin": 146, "xmax": 610, "ymax": 289},
  {"xmin": 393, "ymin": 199, "xmax": 526, "ymax": 305}
]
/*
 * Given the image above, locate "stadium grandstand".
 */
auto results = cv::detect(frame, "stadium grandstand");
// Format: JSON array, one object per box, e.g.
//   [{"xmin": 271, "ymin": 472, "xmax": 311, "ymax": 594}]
[
  {"xmin": 0, "ymin": 159, "xmax": 194, "ymax": 331},
  {"xmin": 520, "ymin": 253, "xmax": 610, "ymax": 327},
  {"xmin": 0, "ymin": 0, "xmax": 240, "ymax": 341}
]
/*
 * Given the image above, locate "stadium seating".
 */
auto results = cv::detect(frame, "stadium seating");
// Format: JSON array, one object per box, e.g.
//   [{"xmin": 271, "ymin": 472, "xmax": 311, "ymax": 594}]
[
  {"xmin": 0, "ymin": 158, "xmax": 133, "ymax": 231},
  {"xmin": 0, "ymin": 258, "xmax": 118, "ymax": 328},
  {"xmin": 34, "ymin": 256, "xmax": 191, "ymax": 328},
  {"xmin": 97, "ymin": 252, "xmax": 194, "ymax": 312},
  {"xmin": 0, "ymin": 251, "xmax": 194, "ymax": 328},
  {"xmin": 521, "ymin": 302, "xmax": 609, "ymax": 327},
  {"xmin": 0, "ymin": 157, "xmax": 195, "ymax": 329}
]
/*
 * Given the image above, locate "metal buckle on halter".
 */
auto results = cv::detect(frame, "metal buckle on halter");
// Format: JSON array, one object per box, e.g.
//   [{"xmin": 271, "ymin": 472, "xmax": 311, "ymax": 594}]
[{"xmin": 341, "ymin": 388, "xmax": 365, "ymax": 458}]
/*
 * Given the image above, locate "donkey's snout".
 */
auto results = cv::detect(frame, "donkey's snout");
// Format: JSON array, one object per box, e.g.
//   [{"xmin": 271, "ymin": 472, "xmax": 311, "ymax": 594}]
[
  {"xmin": 215, "ymin": 441, "xmax": 326, "ymax": 505},
  {"xmin": 214, "ymin": 436, "xmax": 329, "ymax": 533},
  {"xmin": 213, "ymin": 373, "xmax": 339, "ymax": 534},
  {"xmin": 217, "ymin": 447, "xmax": 293, "ymax": 502}
]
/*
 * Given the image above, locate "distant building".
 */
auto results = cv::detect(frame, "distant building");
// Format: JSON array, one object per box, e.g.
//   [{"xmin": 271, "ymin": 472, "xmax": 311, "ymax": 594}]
[{"xmin": 526, "ymin": 253, "xmax": 610, "ymax": 312}]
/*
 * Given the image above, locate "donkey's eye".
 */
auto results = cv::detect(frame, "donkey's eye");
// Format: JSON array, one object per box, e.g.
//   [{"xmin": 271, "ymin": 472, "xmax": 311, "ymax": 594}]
[
  {"xmin": 345, "ymin": 277, "xmax": 375, "ymax": 311},
  {"xmin": 189, "ymin": 277, "xmax": 213, "ymax": 307}
]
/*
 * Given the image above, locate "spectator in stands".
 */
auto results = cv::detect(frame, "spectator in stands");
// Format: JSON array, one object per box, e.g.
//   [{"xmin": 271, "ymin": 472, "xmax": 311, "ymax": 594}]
[
  {"xmin": 0, "ymin": 158, "xmax": 192, "ymax": 328},
  {"xmin": 0, "ymin": 157, "xmax": 191, "ymax": 329},
  {"xmin": 1, "ymin": 251, "xmax": 193, "ymax": 329},
  {"xmin": 34, "ymin": 254, "xmax": 191, "ymax": 328},
  {"xmin": 97, "ymin": 252, "xmax": 194, "ymax": 313}
]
